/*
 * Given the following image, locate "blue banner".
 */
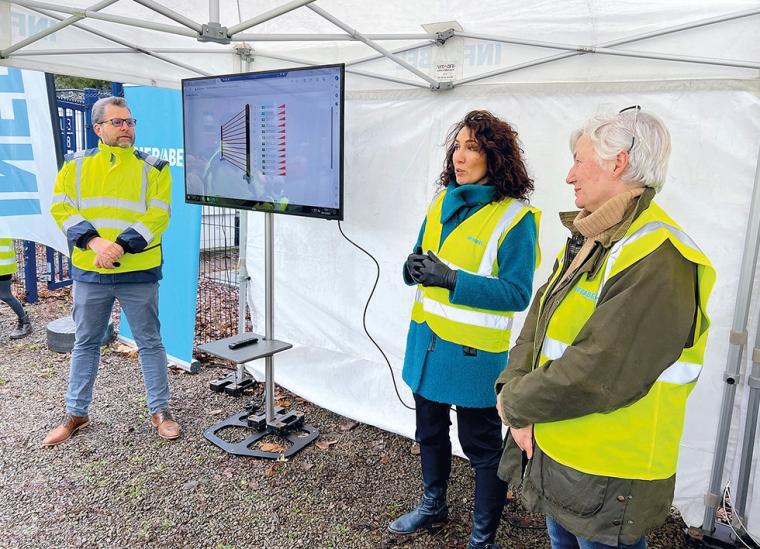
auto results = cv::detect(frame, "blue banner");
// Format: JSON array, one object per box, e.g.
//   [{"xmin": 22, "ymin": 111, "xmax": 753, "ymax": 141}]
[
  {"xmin": 0, "ymin": 68, "xmax": 67, "ymax": 253},
  {"xmin": 121, "ymin": 86, "xmax": 201, "ymax": 368}
]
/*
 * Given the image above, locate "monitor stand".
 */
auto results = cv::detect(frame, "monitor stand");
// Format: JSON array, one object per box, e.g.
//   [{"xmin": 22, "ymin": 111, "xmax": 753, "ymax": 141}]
[{"xmin": 202, "ymin": 212, "xmax": 319, "ymax": 458}]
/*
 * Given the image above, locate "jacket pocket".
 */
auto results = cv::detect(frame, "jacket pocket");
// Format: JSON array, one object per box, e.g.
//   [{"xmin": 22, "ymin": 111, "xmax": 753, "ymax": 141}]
[{"xmin": 540, "ymin": 454, "xmax": 609, "ymax": 517}]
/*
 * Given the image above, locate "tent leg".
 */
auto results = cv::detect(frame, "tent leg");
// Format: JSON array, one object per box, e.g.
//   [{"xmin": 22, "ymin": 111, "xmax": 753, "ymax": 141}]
[
  {"xmin": 727, "ymin": 148, "xmax": 760, "ymax": 523},
  {"xmin": 702, "ymin": 146, "xmax": 760, "ymax": 536}
]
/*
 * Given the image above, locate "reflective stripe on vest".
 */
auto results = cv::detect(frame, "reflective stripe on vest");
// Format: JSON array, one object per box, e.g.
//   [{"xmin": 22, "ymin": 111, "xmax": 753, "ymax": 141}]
[
  {"xmin": 412, "ymin": 191, "xmax": 540, "ymax": 353},
  {"xmin": 414, "ymin": 288, "xmax": 515, "ymax": 331},
  {"xmin": 533, "ymin": 201, "xmax": 715, "ymax": 480},
  {"xmin": 60, "ymin": 147, "xmax": 167, "ymax": 274}
]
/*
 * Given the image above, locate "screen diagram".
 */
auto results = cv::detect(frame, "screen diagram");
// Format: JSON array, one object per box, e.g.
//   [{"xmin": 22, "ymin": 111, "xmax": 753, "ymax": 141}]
[{"xmin": 183, "ymin": 64, "xmax": 344, "ymax": 220}]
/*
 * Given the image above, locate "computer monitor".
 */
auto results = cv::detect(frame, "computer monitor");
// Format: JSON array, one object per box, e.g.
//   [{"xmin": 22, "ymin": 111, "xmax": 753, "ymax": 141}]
[{"xmin": 182, "ymin": 63, "xmax": 344, "ymax": 220}]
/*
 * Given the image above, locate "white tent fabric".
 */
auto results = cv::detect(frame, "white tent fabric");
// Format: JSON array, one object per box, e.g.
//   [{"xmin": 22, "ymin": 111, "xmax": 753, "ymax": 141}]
[{"xmin": 2, "ymin": 0, "xmax": 759, "ymax": 538}]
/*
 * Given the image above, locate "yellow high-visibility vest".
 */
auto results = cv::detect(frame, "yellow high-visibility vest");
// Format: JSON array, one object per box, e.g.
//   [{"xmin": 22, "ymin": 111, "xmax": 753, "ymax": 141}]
[
  {"xmin": 50, "ymin": 142, "xmax": 171, "ymax": 274},
  {"xmin": 411, "ymin": 190, "xmax": 541, "ymax": 353},
  {"xmin": 0, "ymin": 239, "xmax": 17, "ymax": 277},
  {"xmin": 534, "ymin": 200, "xmax": 715, "ymax": 480}
]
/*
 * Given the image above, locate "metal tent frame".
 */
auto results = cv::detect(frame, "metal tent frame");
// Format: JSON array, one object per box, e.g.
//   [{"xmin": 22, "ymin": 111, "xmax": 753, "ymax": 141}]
[{"xmin": 2, "ymin": 1, "xmax": 759, "ymax": 90}]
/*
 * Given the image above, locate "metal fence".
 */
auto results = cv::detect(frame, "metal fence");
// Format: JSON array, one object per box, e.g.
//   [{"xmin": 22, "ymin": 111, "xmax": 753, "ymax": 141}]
[{"xmin": 194, "ymin": 206, "xmax": 251, "ymax": 360}]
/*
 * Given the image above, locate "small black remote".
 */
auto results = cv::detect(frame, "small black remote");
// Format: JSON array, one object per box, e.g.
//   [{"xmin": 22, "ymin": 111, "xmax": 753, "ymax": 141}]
[{"xmin": 228, "ymin": 336, "xmax": 259, "ymax": 350}]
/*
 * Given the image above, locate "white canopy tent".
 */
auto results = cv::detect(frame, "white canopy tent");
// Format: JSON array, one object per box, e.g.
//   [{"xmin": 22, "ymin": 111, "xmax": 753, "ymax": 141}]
[{"xmin": 2, "ymin": 0, "xmax": 759, "ymax": 542}]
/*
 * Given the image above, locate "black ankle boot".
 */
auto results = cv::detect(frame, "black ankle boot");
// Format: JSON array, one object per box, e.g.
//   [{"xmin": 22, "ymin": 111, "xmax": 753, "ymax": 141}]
[
  {"xmin": 388, "ymin": 490, "xmax": 448, "ymax": 534},
  {"xmin": 9, "ymin": 314, "xmax": 31, "ymax": 339},
  {"xmin": 467, "ymin": 467, "xmax": 507, "ymax": 549}
]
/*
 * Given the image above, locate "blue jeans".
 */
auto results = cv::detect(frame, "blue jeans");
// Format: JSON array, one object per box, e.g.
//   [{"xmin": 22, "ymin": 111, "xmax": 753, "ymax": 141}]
[
  {"xmin": 66, "ymin": 281, "xmax": 169, "ymax": 416},
  {"xmin": 546, "ymin": 515, "xmax": 646, "ymax": 549}
]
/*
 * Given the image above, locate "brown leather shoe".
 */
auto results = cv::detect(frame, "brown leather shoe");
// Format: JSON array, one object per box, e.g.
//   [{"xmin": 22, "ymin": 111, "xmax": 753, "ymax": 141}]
[
  {"xmin": 150, "ymin": 410, "xmax": 181, "ymax": 440},
  {"xmin": 42, "ymin": 415, "xmax": 90, "ymax": 446}
]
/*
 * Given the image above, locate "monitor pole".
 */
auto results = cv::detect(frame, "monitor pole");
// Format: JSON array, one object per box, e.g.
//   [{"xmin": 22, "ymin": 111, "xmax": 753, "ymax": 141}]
[{"xmin": 200, "ymin": 51, "xmax": 319, "ymax": 459}]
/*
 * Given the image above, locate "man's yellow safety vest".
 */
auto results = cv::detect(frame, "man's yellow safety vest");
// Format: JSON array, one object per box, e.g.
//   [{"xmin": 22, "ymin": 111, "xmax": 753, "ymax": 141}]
[
  {"xmin": 51, "ymin": 142, "xmax": 171, "ymax": 274},
  {"xmin": 534, "ymin": 200, "xmax": 715, "ymax": 480},
  {"xmin": 411, "ymin": 190, "xmax": 541, "ymax": 353}
]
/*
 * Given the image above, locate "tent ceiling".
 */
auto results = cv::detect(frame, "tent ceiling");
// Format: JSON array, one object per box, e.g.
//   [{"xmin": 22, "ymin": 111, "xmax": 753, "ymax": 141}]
[{"xmin": 1, "ymin": 0, "xmax": 758, "ymax": 89}]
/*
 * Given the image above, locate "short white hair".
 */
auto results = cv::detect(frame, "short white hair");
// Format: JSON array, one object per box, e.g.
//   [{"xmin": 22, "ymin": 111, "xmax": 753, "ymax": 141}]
[{"xmin": 569, "ymin": 109, "xmax": 672, "ymax": 192}]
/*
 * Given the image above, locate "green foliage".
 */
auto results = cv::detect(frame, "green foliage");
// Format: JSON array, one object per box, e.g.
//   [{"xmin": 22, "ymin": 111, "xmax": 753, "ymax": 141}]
[{"xmin": 54, "ymin": 74, "xmax": 111, "ymax": 91}]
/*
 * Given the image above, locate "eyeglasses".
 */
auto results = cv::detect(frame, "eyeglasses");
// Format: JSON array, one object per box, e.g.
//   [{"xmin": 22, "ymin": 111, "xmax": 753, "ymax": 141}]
[
  {"xmin": 619, "ymin": 105, "xmax": 640, "ymax": 152},
  {"xmin": 99, "ymin": 117, "xmax": 137, "ymax": 128}
]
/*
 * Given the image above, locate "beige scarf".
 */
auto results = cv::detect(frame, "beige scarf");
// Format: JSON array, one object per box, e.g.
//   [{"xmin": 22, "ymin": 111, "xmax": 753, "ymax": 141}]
[{"xmin": 561, "ymin": 187, "xmax": 645, "ymax": 283}]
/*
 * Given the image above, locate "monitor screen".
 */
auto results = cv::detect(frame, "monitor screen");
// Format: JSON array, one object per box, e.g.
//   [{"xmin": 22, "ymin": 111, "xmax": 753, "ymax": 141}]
[{"xmin": 182, "ymin": 63, "xmax": 344, "ymax": 220}]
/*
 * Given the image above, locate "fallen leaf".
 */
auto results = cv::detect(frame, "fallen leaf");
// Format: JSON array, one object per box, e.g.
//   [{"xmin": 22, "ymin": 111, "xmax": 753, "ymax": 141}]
[
  {"xmin": 209, "ymin": 409, "xmax": 223, "ymax": 416},
  {"xmin": 259, "ymin": 442, "xmax": 288, "ymax": 453},
  {"xmin": 299, "ymin": 461, "xmax": 314, "ymax": 471},
  {"xmin": 410, "ymin": 442, "xmax": 421, "ymax": 456},
  {"xmin": 112, "ymin": 342, "xmax": 138, "ymax": 360},
  {"xmin": 380, "ymin": 453, "xmax": 390, "ymax": 465},
  {"xmin": 315, "ymin": 439, "xmax": 338, "ymax": 451},
  {"xmin": 275, "ymin": 399, "xmax": 291, "ymax": 407},
  {"xmin": 264, "ymin": 464, "xmax": 279, "ymax": 477},
  {"xmin": 339, "ymin": 420, "xmax": 359, "ymax": 432}
]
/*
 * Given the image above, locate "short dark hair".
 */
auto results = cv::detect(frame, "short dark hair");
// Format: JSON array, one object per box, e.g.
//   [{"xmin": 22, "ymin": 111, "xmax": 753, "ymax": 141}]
[
  {"xmin": 438, "ymin": 110, "xmax": 534, "ymax": 202},
  {"xmin": 91, "ymin": 96, "xmax": 130, "ymax": 124}
]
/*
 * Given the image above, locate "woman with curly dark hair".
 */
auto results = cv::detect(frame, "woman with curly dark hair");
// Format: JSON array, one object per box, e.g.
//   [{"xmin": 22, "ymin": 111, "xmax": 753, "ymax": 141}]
[{"xmin": 389, "ymin": 110, "xmax": 540, "ymax": 549}]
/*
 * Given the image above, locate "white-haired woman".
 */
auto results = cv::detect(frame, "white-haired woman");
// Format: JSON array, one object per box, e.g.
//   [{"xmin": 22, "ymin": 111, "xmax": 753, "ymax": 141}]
[{"xmin": 494, "ymin": 107, "xmax": 716, "ymax": 548}]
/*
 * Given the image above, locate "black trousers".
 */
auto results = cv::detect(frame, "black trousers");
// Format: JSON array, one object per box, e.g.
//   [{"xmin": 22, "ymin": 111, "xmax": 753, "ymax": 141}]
[{"xmin": 414, "ymin": 393, "xmax": 504, "ymax": 492}]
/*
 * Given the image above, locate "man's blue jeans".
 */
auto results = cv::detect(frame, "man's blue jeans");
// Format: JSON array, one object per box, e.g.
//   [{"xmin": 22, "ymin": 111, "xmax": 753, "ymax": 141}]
[
  {"xmin": 66, "ymin": 281, "xmax": 169, "ymax": 416},
  {"xmin": 546, "ymin": 515, "xmax": 646, "ymax": 549}
]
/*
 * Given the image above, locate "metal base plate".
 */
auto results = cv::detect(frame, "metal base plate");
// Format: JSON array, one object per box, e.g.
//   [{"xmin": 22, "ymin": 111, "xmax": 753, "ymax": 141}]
[{"xmin": 203, "ymin": 408, "xmax": 319, "ymax": 459}]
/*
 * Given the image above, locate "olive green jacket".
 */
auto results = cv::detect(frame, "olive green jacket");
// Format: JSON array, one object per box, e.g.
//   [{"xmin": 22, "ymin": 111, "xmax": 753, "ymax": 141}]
[{"xmin": 496, "ymin": 189, "xmax": 698, "ymax": 545}]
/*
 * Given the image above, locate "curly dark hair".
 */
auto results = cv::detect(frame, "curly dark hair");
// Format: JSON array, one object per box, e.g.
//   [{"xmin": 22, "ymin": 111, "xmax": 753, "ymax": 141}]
[{"xmin": 438, "ymin": 110, "xmax": 534, "ymax": 201}]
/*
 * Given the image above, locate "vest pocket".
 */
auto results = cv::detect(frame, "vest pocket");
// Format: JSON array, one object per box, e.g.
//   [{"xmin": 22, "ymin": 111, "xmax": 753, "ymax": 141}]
[{"xmin": 540, "ymin": 453, "xmax": 609, "ymax": 517}]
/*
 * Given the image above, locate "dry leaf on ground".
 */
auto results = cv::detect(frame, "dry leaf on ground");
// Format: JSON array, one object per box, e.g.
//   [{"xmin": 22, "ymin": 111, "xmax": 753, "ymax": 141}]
[
  {"xmin": 315, "ymin": 439, "xmax": 338, "ymax": 451},
  {"xmin": 259, "ymin": 442, "xmax": 288, "ymax": 453},
  {"xmin": 111, "ymin": 343, "xmax": 138, "ymax": 359}
]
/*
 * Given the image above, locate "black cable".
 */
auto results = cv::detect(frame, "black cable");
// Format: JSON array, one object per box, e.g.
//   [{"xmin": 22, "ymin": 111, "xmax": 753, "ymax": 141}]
[{"xmin": 337, "ymin": 220, "xmax": 415, "ymax": 411}]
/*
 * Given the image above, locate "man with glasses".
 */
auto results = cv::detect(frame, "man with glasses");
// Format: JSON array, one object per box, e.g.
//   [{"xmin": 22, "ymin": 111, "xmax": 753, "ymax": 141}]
[
  {"xmin": 495, "ymin": 108, "xmax": 714, "ymax": 548},
  {"xmin": 45, "ymin": 96, "xmax": 180, "ymax": 446}
]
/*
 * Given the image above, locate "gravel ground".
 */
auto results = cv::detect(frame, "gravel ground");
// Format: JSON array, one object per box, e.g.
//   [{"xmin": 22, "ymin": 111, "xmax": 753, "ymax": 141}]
[{"xmin": 0, "ymin": 289, "xmax": 704, "ymax": 549}]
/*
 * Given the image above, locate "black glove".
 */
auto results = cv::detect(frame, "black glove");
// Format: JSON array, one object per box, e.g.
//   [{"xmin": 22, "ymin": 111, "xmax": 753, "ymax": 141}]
[
  {"xmin": 405, "ymin": 247, "xmax": 427, "ymax": 283},
  {"xmin": 411, "ymin": 251, "xmax": 458, "ymax": 290}
]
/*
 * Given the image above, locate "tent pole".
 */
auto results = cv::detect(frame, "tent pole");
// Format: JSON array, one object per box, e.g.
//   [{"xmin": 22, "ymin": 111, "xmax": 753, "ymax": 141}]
[
  {"xmin": 346, "ymin": 41, "xmax": 435, "ymax": 67},
  {"xmin": 23, "ymin": 6, "xmax": 212, "ymax": 76},
  {"xmin": 132, "ymin": 0, "xmax": 203, "ymax": 33},
  {"xmin": 253, "ymin": 50, "xmax": 431, "ymax": 89},
  {"xmin": 453, "ymin": 8, "xmax": 760, "ymax": 86},
  {"xmin": 306, "ymin": 4, "xmax": 438, "ymax": 88},
  {"xmin": 593, "ymin": 47, "xmax": 760, "ymax": 70},
  {"xmin": 702, "ymin": 146, "xmax": 760, "ymax": 535},
  {"xmin": 604, "ymin": 7, "xmax": 760, "ymax": 46},
  {"xmin": 208, "ymin": 0, "xmax": 219, "ymax": 24},
  {"xmin": 1, "ymin": 0, "xmax": 119, "ymax": 57},
  {"xmin": 10, "ymin": 0, "xmax": 197, "ymax": 38},
  {"xmin": 227, "ymin": 0, "xmax": 316, "ymax": 37},
  {"xmin": 231, "ymin": 33, "xmax": 434, "ymax": 42},
  {"xmin": 456, "ymin": 31, "xmax": 579, "ymax": 52}
]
